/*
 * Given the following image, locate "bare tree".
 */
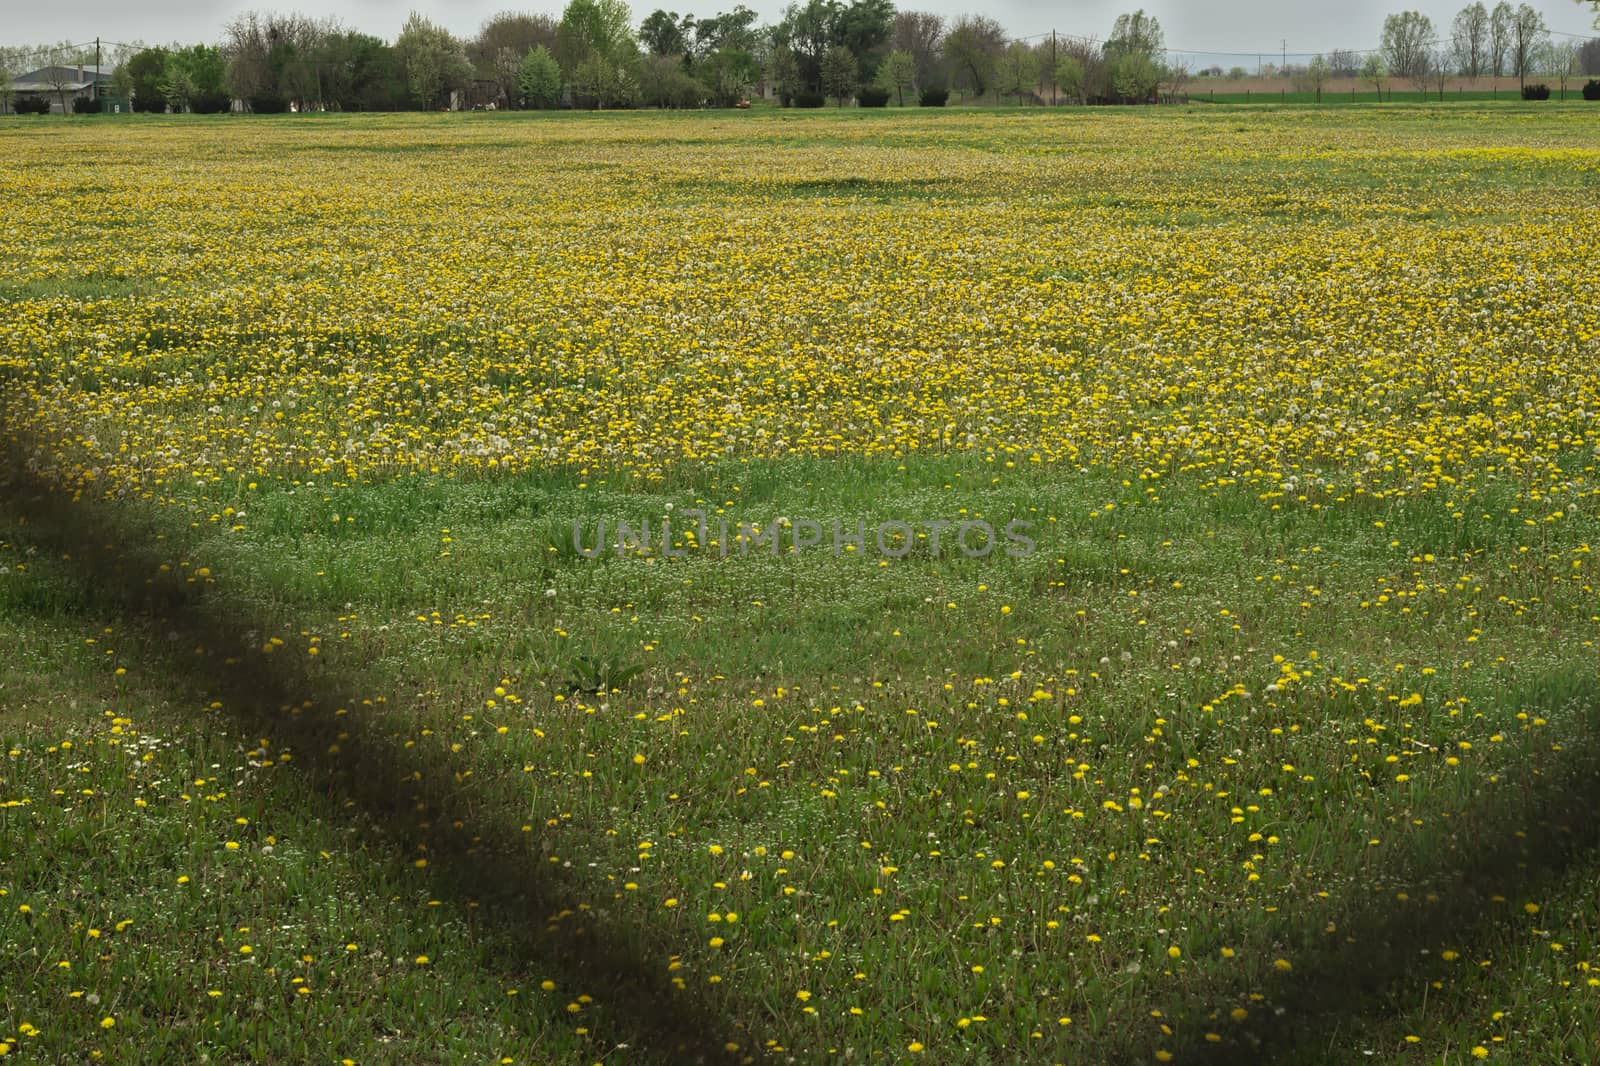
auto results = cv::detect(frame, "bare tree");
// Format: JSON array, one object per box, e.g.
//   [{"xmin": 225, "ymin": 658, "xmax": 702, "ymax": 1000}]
[
  {"xmin": 1305, "ymin": 54, "xmax": 1330, "ymax": 103},
  {"xmin": 1509, "ymin": 3, "xmax": 1547, "ymax": 91},
  {"xmin": 1058, "ymin": 36, "xmax": 1102, "ymax": 102},
  {"xmin": 1452, "ymin": 3, "xmax": 1489, "ymax": 78},
  {"xmin": 1382, "ymin": 11, "xmax": 1435, "ymax": 92},
  {"xmin": 891, "ymin": 10, "xmax": 943, "ymax": 89},
  {"xmin": 473, "ymin": 11, "xmax": 558, "ymax": 104},
  {"xmin": 223, "ymin": 11, "xmax": 327, "ymax": 108},
  {"xmin": 1161, "ymin": 58, "xmax": 1190, "ymax": 101},
  {"xmin": 43, "ymin": 62, "xmax": 77, "ymax": 113},
  {"xmin": 1547, "ymin": 39, "xmax": 1579, "ymax": 98},
  {"xmin": 1488, "ymin": 1, "xmax": 1513, "ymax": 76},
  {"xmin": 1327, "ymin": 49, "xmax": 1359, "ymax": 77},
  {"xmin": 1580, "ymin": 38, "xmax": 1600, "ymax": 76}
]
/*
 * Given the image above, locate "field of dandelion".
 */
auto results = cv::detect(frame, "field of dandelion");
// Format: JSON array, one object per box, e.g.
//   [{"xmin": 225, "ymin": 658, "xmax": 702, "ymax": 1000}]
[{"xmin": 1, "ymin": 104, "xmax": 1598, "ymax": 1064}]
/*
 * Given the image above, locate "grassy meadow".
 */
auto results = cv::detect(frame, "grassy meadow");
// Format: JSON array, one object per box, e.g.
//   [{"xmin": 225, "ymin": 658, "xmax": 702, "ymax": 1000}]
[{"xmin": 2, "ymin": 104, "xmax": 1599, "ymax": 1064}]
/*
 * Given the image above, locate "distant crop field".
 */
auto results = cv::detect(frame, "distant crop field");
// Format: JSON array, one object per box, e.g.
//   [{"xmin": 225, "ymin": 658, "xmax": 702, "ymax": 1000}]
[{"xmin": 2, "ymin": 106, "xmax": 1599, "ymax": 1065}]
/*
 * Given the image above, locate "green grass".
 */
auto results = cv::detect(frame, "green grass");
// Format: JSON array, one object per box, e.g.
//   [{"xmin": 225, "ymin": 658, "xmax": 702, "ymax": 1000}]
[
  {"xmin": 1187, "ymin": 89, "xmax": 1591, "ymax": 105},
  {"xmin": 3, "ymin": 449, "xmax": 1598, "ymax": 1063},
  {"xmin": 2, "ymin": 106, "xmax": 1600, "ymax": 1065}
]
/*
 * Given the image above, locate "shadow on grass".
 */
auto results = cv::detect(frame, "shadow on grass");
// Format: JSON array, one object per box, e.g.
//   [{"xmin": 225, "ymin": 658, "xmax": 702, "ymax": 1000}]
[
  {"xmin": 1119, "ymin": 677, "xmax": 1600, "ymax": 1065},
  {"xmin": 8, "ymin": 433, "xmax": 1599, "ymax": 1066},
  {"xmin": 0, "ymin": 443, "xmax": 743, "ymax": 1064}
]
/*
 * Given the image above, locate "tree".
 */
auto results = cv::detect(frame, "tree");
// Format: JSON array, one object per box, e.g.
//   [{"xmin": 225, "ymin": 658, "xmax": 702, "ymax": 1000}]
[
  {"xmin": 42, "ymin": 62, "xmax": 80, "ymax": 114},
  {"xmin": 874, "ymin": 49, "xmax": 916, "ymax": 105},
  {"xmin": 773, "ymin": 0, "xmax": 838, "ymax": 93},
  {"xmin": 694, "ymin": 7, "xmax": 762, "ymax": 62},
  {"xmin": 1488, "ymin": 1, "xmax": 1513, "ymax": 76},
  {"xmin": 639, "ymin": 10, "xmax": 691, "ymax": 56},
  {"xmin": 471, "ymin": 12, "xmax": 558, "ymax": 105},
  {"xmin": 1161, "ymin": 58, "xmax": 1190, "ymax": 100},
  {"xmin": 160, "ymin": 63, "xmax": 197, "ymax": 112},
  {"xmin": 1509, "ymin": 3, "xmax": 1547, "ymax": 91},
  {"xmin": 395, "ymin": 11, "xmax": 472, "ymax": 109},
  {"xmin": 318, "ymin": 31, "xmax": 407, "ymax": 111},
  {"xmin": 891, "ymin": 11, "xmax": 943, "ymax": 89},
  {"xmin": 557, "ymin": 0, "xmax": 637, "ymax": 75},
  {"xmin": 125, "ymin": 46, "xmax": 172, "ymax": 113},
  {"xmin": 767, "ymin": 45, "xmax": 803, "ymax": 104},
  {"xmin": 1107, "ymin": 48, "xmax": 1161, "ymax": 102},
  {"xmin": 820, "ymin": 43, "xmax": 857, "ymax": 104},
  {"xmin": 1361, "ymin": 53, "xmax": 1388, "ymax": 97},
  {"xmin": 942, "ymin": 15, "xmax": 1004, "ymax": 99},
  {"xmin": 1547, "ymin": 38, "xmax": 1580, "ymax": 98},
  {"xmin": 472, "ymin": 12, "xmax": 558, "ymax": 71},
  {"xmin": 1104, "ymin": 9, "xmax": 1164, "ymax": 59},
  {"xmin": 832, "ymin": 0, "xmax": 894, "ymax": 80},
  {"xmin": 638, "ymin": 52, "xmax": 701, "ymax": 105},
  {"xmin": 1581, "ymin": 38, "xmax": 1600, "ymax": 76},
  {"xmin": 569, "ymin": 48, "xmax": 636, "ymax": 107},
  {"xmin": 163, "ymin": 45, "xmax": 227, "ymax": 113},
  {"xmin": 1382, "ymin": 11, "xmax": 1435, "ymax": 90},
  {"xmin": 1054, "ymin": 55, "xmax": 1085, "ymax": 104},
  {"xmin": 1327, "ymin": 49, "xmax": 1360, "ymax": 77},
  {"xmin": 1453, "ymin": 3, "xmax": 1489, "ymax": 78},
  {"xmin": 1305, "ymin": 54, "xmax": 1330, "ymax": 102},
  {"xmin": 1432, "ymin": 46, "xmax": 1453, "ymax": 98},
  {"xmin": 0, "ymin": 62, "xmax": 13, "ymax": 115},
  {"xmin": 221, "ymin": 12, "xmax": 329, "ymax": 111},
  {"xmin": 518, "ymin": 44, "xmax": 563, "ymax": 107},
  {"xmin": 993, "ymin": 41, "xmax": 1038, "ymax": 104},
  {"xmin": 702, "ymin": 46, "xmax": 759, "ymax": 105}
]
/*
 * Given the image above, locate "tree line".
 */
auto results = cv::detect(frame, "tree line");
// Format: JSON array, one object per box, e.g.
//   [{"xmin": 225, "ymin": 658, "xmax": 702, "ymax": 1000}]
[{"xmin": 2, "ymin": 3, "xmax": 1598, "ymax": 114}]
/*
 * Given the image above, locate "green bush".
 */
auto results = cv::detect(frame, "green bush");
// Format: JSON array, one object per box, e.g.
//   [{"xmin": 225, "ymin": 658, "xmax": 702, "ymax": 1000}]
[
  {"xmin": 249, "ymin": 94, "xmax": 289, "ymax": 114},
  {"xmin": 918, "ymin": 87, "xmax": 948, "ymax": 107},
  {"xmin": 857, "ymin": 87, "xmax": 890, "ymax": 107},
  {"xmin": 1520, "ymin": 83, "xmax": 1550, "ymax": 101},
  {"xmin": 191, "ymin": 92, "xmax": 232, "ymax": 114},
  {"xmin": 12, "ymin": 97, "xmax": 52, "ymax": 114},
  {"xmin": 1583, "ymin": 80, "xmax": 1600, "ymax": 102},
  {"xmin": 793, "ymin": 91, "xmax": 826, "ymax": 108},
  {"xmin": 72, "ymin": 97, "xmax": 100, "ymax": 114}
]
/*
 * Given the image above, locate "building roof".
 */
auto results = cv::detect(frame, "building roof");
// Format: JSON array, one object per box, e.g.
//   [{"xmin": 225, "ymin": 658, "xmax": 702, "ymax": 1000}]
[{"xmin": 12, "ymin": 65, "xmax": 115, "ymax": 92}]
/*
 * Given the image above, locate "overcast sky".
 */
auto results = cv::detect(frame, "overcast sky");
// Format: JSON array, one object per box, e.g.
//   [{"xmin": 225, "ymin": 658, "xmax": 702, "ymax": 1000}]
[{"xmin": 7, "ymin": 0, "xmax": 1597, "ymax": 61}]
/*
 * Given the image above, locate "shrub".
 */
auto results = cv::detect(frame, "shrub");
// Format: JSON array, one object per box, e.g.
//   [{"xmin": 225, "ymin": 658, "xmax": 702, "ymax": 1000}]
[
  {"xmin": 191, "ymin": 92, "xmax": 232, "ymax": 114},
  {"xmin": 12, "ymin": 96, "xmax": 52, "ymax": 114},
  {"xmin": 1520, "ymin": 83, "xmax": 1550, "ymax": 101},
  {"xmin": 1583, "ymin": 80, "xmax": 1600, "ymax": 102},
  {"xmin": 793, "ymin": 91, "xmax": 826, "ymax": 108},
  {"xmin": 919, "ymin": 87, "xmax": 948, "ymax": 107},
  {"xmin": 72, "ymin": 96, "xmax": 101, "ymax": 114},
  {"xmin": 857, "ymin": 87, "xmax": 890, "ymax": 108},
  {"xmin": 249, "ymin": 93, "xmax": 289, "ymax": 114}
]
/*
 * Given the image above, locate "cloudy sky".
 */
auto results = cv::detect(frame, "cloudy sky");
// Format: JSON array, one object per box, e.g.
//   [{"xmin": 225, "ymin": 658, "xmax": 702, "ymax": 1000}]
[{"xmin": 7, "ymin": 0, "xmax": 1596, "ymax": 61}]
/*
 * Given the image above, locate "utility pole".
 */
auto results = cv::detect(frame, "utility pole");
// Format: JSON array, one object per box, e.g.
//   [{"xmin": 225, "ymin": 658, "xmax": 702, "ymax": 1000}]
[
  {"xmin": 1282, "ymin": 39, "xmax": 1287, "ymax": 70},
  {"xmin": 1051, "ymin": 31, "xmax": 1057, "ymax": 105},
  {"xmin": 95, "ymin": 38, "xmax": 102, "ymax": 112}
]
